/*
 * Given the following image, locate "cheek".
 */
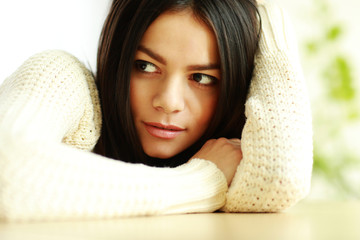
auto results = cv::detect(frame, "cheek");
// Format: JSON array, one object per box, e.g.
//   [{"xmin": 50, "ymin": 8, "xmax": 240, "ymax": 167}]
[{"xmin": 192, "ymin": 93, "xmax": 218, "ymax": 126}]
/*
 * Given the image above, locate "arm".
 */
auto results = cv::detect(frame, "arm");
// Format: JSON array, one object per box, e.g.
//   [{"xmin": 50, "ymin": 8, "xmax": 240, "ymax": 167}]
[
  {"xmin": 0, "ymin": 50, "xmax": 227, "ymax": 221},
  {"xmin": 221, "ymin": 1, "xmax": 313, "ymax": 212}
]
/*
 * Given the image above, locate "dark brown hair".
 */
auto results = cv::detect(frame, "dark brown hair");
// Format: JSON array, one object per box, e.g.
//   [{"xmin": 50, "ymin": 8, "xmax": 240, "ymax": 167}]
[{"xmin": 94, "ymin": 0, "xmax": 260, "ymax": 167}]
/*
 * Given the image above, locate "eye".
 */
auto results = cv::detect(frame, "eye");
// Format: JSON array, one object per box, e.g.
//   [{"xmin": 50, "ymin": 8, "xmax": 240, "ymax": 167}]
[
  {"xmin": 134, "ymin": 60, "xmax": 159, "ymax": 73},
  {"xmin": 191, "ymin": 73, "xmax": 218, "ymax": 86}
]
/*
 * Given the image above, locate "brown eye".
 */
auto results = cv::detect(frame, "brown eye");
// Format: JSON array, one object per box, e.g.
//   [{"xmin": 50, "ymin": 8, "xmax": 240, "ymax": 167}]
[
  {"xmin": 191, "ymin": 73, "xmax": 218, "ymax": 85},
  {"xmin": 135, "ymin": 60, "xmax": 158, "ymax": 73}
]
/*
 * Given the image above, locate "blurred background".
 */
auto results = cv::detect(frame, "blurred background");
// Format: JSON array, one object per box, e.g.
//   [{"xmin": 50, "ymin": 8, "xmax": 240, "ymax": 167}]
[
  {"xmin": 276, "ymin": 0, "xmax": 360, "ymax": 200},
  {"xmin": 0, "ymin": 0, "xmax": 359, "ymax": 200}
]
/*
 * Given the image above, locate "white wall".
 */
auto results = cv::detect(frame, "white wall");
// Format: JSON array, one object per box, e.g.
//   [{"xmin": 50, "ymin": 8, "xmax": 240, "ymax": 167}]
[{"xmin": 0, "ymin": 0, "xmax": 111, "ymax": 83}]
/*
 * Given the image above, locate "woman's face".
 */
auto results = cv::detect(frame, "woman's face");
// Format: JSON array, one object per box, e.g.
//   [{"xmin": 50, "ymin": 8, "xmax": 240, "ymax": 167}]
[{"xmin": 130, "ymin": 10, "xmax": 220, "ymax": 159}]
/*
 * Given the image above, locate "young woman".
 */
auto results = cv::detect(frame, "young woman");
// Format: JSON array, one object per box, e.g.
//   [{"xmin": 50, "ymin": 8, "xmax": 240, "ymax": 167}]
[{"xmin": 0, "ymin": 0, "xmax": 313, "ymax": 221}]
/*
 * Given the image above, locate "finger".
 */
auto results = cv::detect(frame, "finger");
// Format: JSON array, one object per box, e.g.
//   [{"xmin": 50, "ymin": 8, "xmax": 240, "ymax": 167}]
[{"xmin": 228, "ymin": 138, "xmax": 241, "ymax": 146}]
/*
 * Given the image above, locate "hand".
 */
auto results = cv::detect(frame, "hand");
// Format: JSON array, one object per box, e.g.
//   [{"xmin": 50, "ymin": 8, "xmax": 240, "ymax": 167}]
[{"xmin": 191, "ymin": 138, "xmax": 242, "ymax": 186}]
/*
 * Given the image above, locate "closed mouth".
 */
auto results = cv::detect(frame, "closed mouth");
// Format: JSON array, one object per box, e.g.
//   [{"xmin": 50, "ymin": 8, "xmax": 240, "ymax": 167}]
[
  {"xmin": 143, "ymin": 122, "xmax": 185, "ymax": 139},
  {"xmin": 144, "ymin": 122, "xmax": 185, "ymax": 131}
]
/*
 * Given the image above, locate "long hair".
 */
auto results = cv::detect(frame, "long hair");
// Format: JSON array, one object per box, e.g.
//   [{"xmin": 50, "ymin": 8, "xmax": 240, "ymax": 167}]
[{"xmin": 94, "ymin": 0, "xmax": 260, "ymax": 167}]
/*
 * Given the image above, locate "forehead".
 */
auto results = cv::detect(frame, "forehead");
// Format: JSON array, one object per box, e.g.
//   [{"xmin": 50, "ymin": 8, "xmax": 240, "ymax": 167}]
[{"xmin": 139, "ymin": 10, "xmax": 219, "ymax": 65}]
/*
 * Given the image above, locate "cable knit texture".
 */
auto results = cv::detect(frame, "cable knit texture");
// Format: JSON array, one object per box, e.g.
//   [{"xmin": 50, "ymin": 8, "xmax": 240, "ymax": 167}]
[{"xmin": 0, "ymin": 1, "xmax": 312, "ymax": 221}]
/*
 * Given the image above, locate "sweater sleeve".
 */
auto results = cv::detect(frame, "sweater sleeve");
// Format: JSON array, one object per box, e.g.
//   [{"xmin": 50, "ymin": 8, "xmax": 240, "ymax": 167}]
[
  {"xmin": 221, "ymin": 1, "xmax": 313, "ymax": 212},
  {"xmin": 0, "ymin": 50, "xmax": 228, "ymax": 221}
]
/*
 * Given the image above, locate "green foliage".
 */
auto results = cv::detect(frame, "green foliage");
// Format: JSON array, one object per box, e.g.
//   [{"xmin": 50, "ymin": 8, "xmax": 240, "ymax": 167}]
[
  {"xmin": 324, "ymin": 56, "xmax": 355, "ymax": 101},
  {"xmin": 306, "ymin": 42, "xmax": 319, "ymax": 54},
  {"xmin": 304, "ymin": 0, "xmax": 360, "ymax": 199},
  {"xmin": 326, "ymin": 25, "xmax": 342, "ymax": 41}
]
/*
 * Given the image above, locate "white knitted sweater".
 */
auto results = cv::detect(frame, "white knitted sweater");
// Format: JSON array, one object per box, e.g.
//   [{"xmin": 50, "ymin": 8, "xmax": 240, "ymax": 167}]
[{"xmin": 0, "ymin": 1, "xmax": 312, "ymax": 221}]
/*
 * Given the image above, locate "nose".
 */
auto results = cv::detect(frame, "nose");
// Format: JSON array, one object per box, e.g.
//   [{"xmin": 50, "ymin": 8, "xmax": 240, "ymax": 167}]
[{"xmin": 153, "ymin": 76, "xmax": 185, "ymax": 114}]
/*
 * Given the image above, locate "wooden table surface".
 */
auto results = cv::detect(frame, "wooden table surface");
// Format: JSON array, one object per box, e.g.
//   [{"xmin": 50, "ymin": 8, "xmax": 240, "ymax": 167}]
[{"xmin": 0, "ymin": 201, "xmax": 359, "ymax": 240}]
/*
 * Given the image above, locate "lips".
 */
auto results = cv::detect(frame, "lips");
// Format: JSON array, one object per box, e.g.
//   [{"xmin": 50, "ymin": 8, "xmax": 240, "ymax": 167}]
[{"xmin": 144, "ymin": 122, "xmax": 185, "ymax": 139}]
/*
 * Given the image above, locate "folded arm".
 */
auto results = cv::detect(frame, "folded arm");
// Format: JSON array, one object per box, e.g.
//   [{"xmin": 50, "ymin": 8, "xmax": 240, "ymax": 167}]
[
  {"xmin": 0, "ymin": 50, "xmax": 228, "ymax": 221},
  {"xmin": 222, "ymin": 1, "xmax": 313, "ymax": 212}
]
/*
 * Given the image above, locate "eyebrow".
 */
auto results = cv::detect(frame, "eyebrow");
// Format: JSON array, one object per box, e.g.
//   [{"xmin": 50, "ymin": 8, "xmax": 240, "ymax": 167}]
[
  {"xmin": 138, "ymin": 45, "xmax": 167, "ymax": 65},
  {"xmin": 187, "ymin": 63, "xmax": 220, "ymax": 71},
  {"xmin": 137, "ymin": 45, "xmax": 220, "ymax": 71}
]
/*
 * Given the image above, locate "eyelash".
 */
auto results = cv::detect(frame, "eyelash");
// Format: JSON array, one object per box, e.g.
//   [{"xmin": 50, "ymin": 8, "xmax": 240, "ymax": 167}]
[
  {"xmin": 134, "ymin": 60, "xmax": 219, "ymax": 86},
  {"xmin": 134, "ymin": 60, "xmax": 159, "ymax": 74},
  {"xmin": 189, "ymin": 73, "xmax": 218, "ymax": 86}
]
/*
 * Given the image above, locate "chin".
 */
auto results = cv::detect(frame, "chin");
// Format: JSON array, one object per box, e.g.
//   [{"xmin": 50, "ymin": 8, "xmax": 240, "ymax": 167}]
[
  {"xmin": 144, "ymin": 147, "xmax": 180, "ymax": 160},
  {"xmin": 146, "ymin": 152, "xmax": 174, "ymax": 160}
]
